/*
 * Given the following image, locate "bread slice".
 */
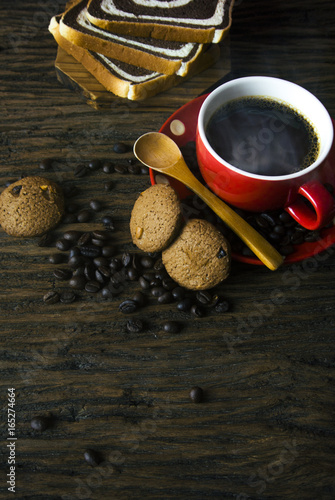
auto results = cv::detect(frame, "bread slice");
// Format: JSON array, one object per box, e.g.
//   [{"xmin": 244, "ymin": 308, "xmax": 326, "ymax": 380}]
[
  {"xmin": 59, "ymin": 0, "xmax": 208, "ymax": 76},
  {"xmin": 86, "ymin": 0, "xmax": 235, "ymax": 44},
  {"xmin": 50, "ymin": 15, "xmax": 220, "ymax": 100}
]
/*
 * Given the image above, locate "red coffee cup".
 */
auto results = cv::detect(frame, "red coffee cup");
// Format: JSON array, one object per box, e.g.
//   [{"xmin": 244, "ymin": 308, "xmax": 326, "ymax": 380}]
[{"xmin": 196, "ymin": 76, "xmax": 335, "ymax": 230}]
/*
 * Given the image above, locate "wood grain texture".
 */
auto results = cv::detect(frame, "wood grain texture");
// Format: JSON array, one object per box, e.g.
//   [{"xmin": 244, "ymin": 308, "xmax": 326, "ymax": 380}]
[{"xmin": 1, "ymin": 1, "xmax": 335, "ymax": 500}]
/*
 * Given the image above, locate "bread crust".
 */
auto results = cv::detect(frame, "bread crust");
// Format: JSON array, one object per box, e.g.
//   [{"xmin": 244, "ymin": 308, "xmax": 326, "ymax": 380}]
[
  {"xmin": 50, "ymin": 15, "xmax": 220, "ymax": 100},
  {"xmin": 86, "ymin": 0, "xmax": 235, "ymax": 44},
  {"xmin": 59, "ymin": 0, "xmax": 206, "ymax": 76}
]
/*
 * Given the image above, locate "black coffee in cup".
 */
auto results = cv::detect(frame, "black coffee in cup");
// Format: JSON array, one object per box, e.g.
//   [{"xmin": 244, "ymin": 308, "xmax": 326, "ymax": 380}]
[{"xmin": 205, "ymin": 96, "xmax": 320, "ymax": 176}]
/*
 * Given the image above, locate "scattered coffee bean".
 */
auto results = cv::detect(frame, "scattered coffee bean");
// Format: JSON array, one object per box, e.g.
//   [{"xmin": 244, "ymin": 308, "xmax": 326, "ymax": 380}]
[
  {"xmin": 126, "ymin": 318, "xmax": 144, "ymax": 333},
  {"xmin": 39, "ymin": 158, "xmax": 53, "ymax": 171},
  {"xmin": 55, "ymin": 238, "xmax": 71, "ymax": 251},
  {"xmin": 113, "ymin": 142, "xmax": 128, "ymax": 154},
  {"xmin": 85, "ymin": 280, "xmax": 101, "ymax": 293},
  {"xmin": 63, "ymin": 230, "xmax": 82, "ymax": 243},
  {"xmin": 80, "ymin": 245, "xmax": 101, "ymax": 258},
  {"xmin": 43, "ymin": 290, "xmax": 60, "ymax": 304},
  {"xmin": 88, "ymin": 159, "xmax": 101, "ymax": 171},
  {"xmin": 38, "ymin": 232, "xmax": 53, "ymax": 247},
  {"xmin": 163, "ymin": 321, "xmax": 181, "ymax": 334},
  {"xmin": 31, "ymin": 415, "xmax": 50, "ymax": 431},
  {"xmin": 90, "ymin": 199, "xmax": 103, "ymax": 211},
  {"xmin": 59, "ymin": 291, "xmax": 77, "ymax": 304},
  {"xmin": 132, "ymin": 291, "xmax": 146, "ymax": 307},
  {"xmin": 128, "ymin": 164, "xmax": 141, "ymax": 175},
  {"xmin": 49, "ymin": 253, "xmax": 64, "ymax": 265},
  {"xmin": 68, "ymin": 255, "xmax": 85, "ymax": 268},
  {"xmin": 114, "ymin": 164, "xmax": 127, "ymax": 174},
  {"xmin": 84, "ymin": 449, "xmax": 101, "ymax": 467},
  {"xmin": 53, "ymin": 268, "xmax": 72, "ymax": 281},
  {"xmin": 102, "ymin": 161, "xmax": 114, "ymax": 174},
  {"xmin": 119, "ymin": 299, "xmax": 138, "ymax": 314},
  {"xmin": 189, "ymin": 386, "xmax": 204, "ymax": 404},
  {"xmin": 69, "ymin": 275, "xmax": 87, "ymax": 290},
  {"xmin": 176, "ymin": 297, "xmax": 192, "ymax": 312},
  {"xmin": 191, "ymin": 304, "xmax": 205, "ymax": 317},
  {"xmin": 196, "ymin": 290, "xmax": 212, "ymax": 305},
  {"xmin": 74, "ymin": 164, "xmax": 89, "ymax": 178},
  {"xmin": 77, "ymin": 209, "xmax": 92, "ymax": 223},
  {"xmin": 215, "ymin": 300, "xmax": 230, "ymax": 313},
  {"xmin": 157, "ymin": 291, "xmax": 173, "ymax": 304}
]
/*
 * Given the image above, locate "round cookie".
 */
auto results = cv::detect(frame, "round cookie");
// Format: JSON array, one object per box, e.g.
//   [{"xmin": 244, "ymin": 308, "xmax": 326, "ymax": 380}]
[
  {"xmin": 0, "ymin": 176, "xmax": 64, "ymax": 237},
  {"xmin": 162, "ymin": 219, "xmax": 231, "ymax": 290},
  {"xmin": 130, "ymin": 183, "xmax": 183, "ymax": 252}
]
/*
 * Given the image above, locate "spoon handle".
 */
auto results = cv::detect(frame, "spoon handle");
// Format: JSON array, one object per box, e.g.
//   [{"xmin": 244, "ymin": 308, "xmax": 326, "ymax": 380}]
[{"xmin": 173, "ymin": 160, "xmax": 284, "ymax": 270}]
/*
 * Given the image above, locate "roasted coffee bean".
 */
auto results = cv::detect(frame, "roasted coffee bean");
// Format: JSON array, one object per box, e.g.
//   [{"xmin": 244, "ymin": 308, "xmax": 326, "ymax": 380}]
[
  {"xmin": 269, "ymin": 231, "xmax": 282, "ymax": 242},
  {"xmin": 104, "ymin": 181, "xmax": 114, "ymax": 191},
  {"xmin": 142, "ymin": 272, "xmax": 155, "ymax": 282},
  {"xmin": 304, "ymin": 230, "xmax": 320, "ymax": 242},
  {"xmin": 84, "ymin": 264, "xmax": 96, "ymax": 281},
  {"xmin": 191, "ymin": 304, "xmax": 205, "ymax": 317},
  {"xmin": 128, "ymin": 164, "xmax": 141, "ymax": 175},
  {"xmin": 69, "ymin": 247, "xmax": 81, "ymax": 258},
  {"xmin": 127, "ymin": 267, "xmax": 139, "ymax": 281},
  {"xmin": 172, "ymin": 287, "xmax": 186, "ymax": 301},
  {"xmin": 126, "ymin": 318, "xmax": 144, "ymax": 333},
  {"xmin": 77, "ymin": 209, "xmax": 92, "ymax": 223},
  {"xmin": 38, "ymin": 232, "xmax": 53, "ymax": 247},
  {"xmin": 150, "ymin": 278, "xmax": 162, "ymax": 288},
  {"xmin": 49, "ymin": 253, "xmax": 64, "ymax": 265},
  {"xmin": 92, "ymin": 230, "xmax": 109, "ymax": 241},
  {"xmin": 121, "ymin": 252, "xmax": 132, "ymax": 267},
  {"xmin": 132, "ymin": 291, "xmax": 146, "ymax": 307},
  {"xmin": 140, "ymin": 256, "xmax": 154, "ymax": 269},
  {"xmin": 189, "ymin": 386, "xmax": 204, "ymax": 404},
  {"xmin": 162, "ymin": 278, "xmax": 176, "ymax": 291},
  {"xmin": 39, "ymin": 158, "xmax": 53, "ymax": 171},
  {"xmin": 109, "ymin": 258, "xmax": 122, "ymax": 272},
  {"xmin": 55, "ymin": 238, "xmax": 71, "ymax": 251},
  {"xmin": 176, "ymin": 297, "xmax": 192, "ymax": 312},
  {"xmin": 259, "ymin": 213, "xmax": 276, "ymax": 227},
  {"xmin": 74, "ymin": 164, "xmax": 89, "ymax": 178},
  {"xmin": 85, "ymin": 280, "xmax": 101, "ymax": 293},
  {"xmin": 31, "ymin": 415, "xmax": 50, "ymax": 431},
  {"xmin": 69, "ymin": 275, "xmax": 87, "ymax": 290},
  {"xmin": 151, "ymin": 286, "xmax": 165, "ymax": 297},
  {"xmin": 88, "ymin": 159, "xmax": 101, "ymax": 171},
  {"xmin": 63, "ymin": 230, "xmax": 82, "ymax": 243},
  {"xmin": 43, "ymin": 290, "xmax": 60, "ymax": 304},
  {"xmin": 290, "ymin": 231, "xmax": 304, "ymax": 245},
  {"xmin": 91, "ymin": 238, "xmax": 105, "ymax": 247},
  {"xmin": 80, "ymin": 245, "xmax": 101, "ymax": 258},
  {"xmin": 101, "ymin": 286, "xmax": 114, "ymax": 299},
  {"xmin": 108, "ymin": 281, "xmax": 123, "ymax": 295},
  {"xmin": 77, "ymin": 232, "xmax": 91, "ymax": 246},
  {"xmin": 157, "ymin": 291, "xmax": 173, "ymax": 304},
  {"xmin": 279, "ymin": 211, "xmax": 295, "ymax": 225},
  {"xmin": 95, "ymin": 269, "xmax": 107, "ymax": 284},
  {"xmin": 93, "ymin": 256, "xmax": 109, "ymax": 268},
  {"xmin": 119, "ymin": 299, "xmax": 138, "ymax": 314},
  {"xmin": 68, "ymin": 255, "xmax": 85, "ymax": 268},
  {"xmin": 97, "ymin": 265, "xmax": 111, "ymax": 278},
  {"xmin": 255, "ymin": 215, "xmax": 270, "ymax": 229},
  {"xmin": 273, "ymin": 224, "xmax": 286, "ymax": 235},
  {"xmin": 102, "ymin": 245, "xmax": 115, "ymax": 258},
  {"xmin": 114, "ymin": 164, "xmax": 127, "ymax": 174},
  {"xmin": 163, "ymin": 321, "xmax": 181, "ymax": 334},
  {"xmin": 153, "ymin": 258, "xmax": 164, "ymax": 271},
  {"xmin": 73, "ymin": 266, "xmax": 85, "ymax": 277},
  {"xmin": 215, "ymin": 300, "xmax": 230, "ymax": 313},
  {"xmin": 102, "ymin": 161, "xmax": 114, "ymax": 174},
  {"xmin": 84, "ymin": 449, "xmax": 101, "ymax": 467},
  {"xmin": 53, "ymin": 268, "xmax": 72, "ymax": 281},
  {"xmin": 90, "ymin": 199, "xmax": 103, "ymax": 211},
  {"xmin": 60, "ymin": 291, "xmax": 77, "ymax": 304},
  {"xmin": 196, "ymin": 290, "xmax": 212, "ymax": 305},
  {"xmin": 113, "ymin": 142, "xmax": 128, "ymax": 154}
]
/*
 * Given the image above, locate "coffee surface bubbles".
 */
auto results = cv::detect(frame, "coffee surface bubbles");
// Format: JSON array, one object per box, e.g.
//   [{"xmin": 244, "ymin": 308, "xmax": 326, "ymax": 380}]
[{"xmin": 206, "ymin": 96, "xmax": 319, "ymax": 176}]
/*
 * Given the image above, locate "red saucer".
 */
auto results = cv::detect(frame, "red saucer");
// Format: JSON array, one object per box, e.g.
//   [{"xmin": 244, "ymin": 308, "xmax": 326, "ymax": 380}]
[{"xmin": 150, "ymin": 94, "xmax": 335, "ymax": 265}]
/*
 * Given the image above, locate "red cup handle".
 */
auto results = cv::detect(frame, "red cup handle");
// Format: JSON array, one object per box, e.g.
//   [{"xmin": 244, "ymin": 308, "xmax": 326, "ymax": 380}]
[{"xmin": 285, "ymin": 181, "xmax": 335, "ymax": 230}]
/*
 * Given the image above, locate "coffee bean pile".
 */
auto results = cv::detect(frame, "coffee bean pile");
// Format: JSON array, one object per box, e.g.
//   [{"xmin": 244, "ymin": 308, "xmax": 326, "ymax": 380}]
[
  {"xmin": 180, "ymin": 141, "xmax": 335, "ymax": 259},
  {"xmin": 44, "ymin": 225, "xmax": 230, "ymax": 323}
]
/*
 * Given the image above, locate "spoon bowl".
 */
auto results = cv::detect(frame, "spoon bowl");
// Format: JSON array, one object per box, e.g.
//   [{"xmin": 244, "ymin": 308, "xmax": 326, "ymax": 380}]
[{"xmin": 134, "ymin": 132, "xmax": 284, "ymax": 271}]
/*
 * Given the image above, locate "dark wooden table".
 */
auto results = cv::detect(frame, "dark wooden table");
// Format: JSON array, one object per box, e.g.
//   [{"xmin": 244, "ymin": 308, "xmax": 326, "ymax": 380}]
[{"xmin": 1, "ymin": 1, "xmax": 335, "ymax": 499}]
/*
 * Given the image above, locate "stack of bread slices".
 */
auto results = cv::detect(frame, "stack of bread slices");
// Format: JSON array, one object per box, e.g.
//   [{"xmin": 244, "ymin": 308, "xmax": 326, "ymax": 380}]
[{"xmin": 49, "ymin": 0, "xmax": 235, "ymax": 101}]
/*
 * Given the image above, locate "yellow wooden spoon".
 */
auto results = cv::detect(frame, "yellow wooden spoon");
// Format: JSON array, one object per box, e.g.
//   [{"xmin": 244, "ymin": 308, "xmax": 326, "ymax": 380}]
[{"xmin": 133, "ymin": 132, "xmax": 284, "ymax": 271}]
